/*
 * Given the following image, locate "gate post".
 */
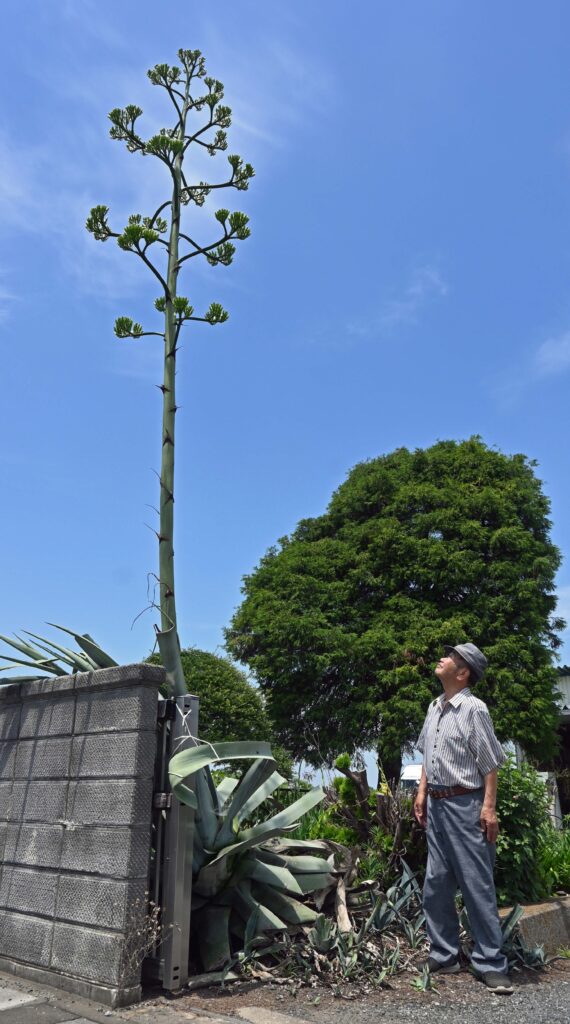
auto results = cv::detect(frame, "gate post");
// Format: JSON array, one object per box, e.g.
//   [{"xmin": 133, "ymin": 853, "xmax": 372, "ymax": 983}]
[{"xmin": 150, "ymin": 693, "xmax": 198, "ymax": 992}]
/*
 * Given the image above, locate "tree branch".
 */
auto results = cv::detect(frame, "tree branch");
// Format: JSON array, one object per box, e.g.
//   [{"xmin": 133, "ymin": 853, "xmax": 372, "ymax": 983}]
[
  {"xmin": 133, "ymin": 245, "xmax": 169, "ymax": 293},
  {"xmin": 176, "ymin": 231, "xmax": 234, "ymax": 267},
  {"xmin": 148, "ymin": 200, "xmax": 171, "ymax": 229}
]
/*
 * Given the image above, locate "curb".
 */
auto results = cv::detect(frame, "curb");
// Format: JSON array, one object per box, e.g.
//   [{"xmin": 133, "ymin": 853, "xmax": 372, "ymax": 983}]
[{"xmin": 499, "ymin": 896, "xmax": 570, "ymax": 955}]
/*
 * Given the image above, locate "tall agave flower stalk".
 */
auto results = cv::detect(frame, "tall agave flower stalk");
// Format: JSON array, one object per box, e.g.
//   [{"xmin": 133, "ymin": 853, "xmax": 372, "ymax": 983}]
[{"xmin": 86, "ymin": 49, "xmax": 253, "ymax": 693}]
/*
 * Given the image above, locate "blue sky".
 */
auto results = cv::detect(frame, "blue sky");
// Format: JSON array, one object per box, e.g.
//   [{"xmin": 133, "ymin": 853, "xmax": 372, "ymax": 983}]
[{"xmin": 1, "ymin": 0, "xmax": 570, "ymax": 696}]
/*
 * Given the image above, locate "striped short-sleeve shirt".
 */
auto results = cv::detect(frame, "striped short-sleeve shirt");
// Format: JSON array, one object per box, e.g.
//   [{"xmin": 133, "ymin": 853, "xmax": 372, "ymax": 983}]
[{"xmin": 416, "ymin": 687, "xmax": 506, "ymax": 787}]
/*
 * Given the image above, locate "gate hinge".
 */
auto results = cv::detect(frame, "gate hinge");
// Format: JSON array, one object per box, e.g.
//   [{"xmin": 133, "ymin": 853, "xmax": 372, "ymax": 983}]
[{"xmin": 153, "ymin": 791, "xmax": 172, "ymax": 810}]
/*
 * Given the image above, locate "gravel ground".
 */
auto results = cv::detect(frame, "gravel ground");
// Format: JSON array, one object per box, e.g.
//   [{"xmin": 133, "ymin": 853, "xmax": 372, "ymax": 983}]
[{"xmin": 132, "ymin": 959, "xmax": 570, "ymax": 1024}]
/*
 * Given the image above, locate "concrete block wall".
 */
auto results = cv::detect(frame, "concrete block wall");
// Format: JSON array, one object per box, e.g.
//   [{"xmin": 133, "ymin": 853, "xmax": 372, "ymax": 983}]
[{"xmin": 0, "ymin": 663, "xmax": 164, "ymax": 1006}]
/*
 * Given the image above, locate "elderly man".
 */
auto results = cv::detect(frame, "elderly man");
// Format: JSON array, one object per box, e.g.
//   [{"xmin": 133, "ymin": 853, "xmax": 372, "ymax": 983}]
[{"xmin": 414, "ymin": 643, "xmax": 512, "ymax": 994}]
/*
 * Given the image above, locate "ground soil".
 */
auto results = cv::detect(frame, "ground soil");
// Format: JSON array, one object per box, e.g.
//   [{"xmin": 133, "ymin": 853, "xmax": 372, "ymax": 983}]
[{"xmin": 133, "ymin": 958, "xmax": 570, "ymax": 1023}]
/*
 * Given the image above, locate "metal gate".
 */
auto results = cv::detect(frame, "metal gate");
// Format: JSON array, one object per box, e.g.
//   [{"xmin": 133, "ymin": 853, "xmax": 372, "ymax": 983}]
[{"xmin": 144, "ymin": 693, "xmax": 199, "ymax": 991}]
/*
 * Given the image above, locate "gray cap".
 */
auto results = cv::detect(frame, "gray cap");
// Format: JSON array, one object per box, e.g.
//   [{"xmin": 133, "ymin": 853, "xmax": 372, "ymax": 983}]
[{"xmin": 444, "ymin": 642, "xmax": 487, "ymax": 681}]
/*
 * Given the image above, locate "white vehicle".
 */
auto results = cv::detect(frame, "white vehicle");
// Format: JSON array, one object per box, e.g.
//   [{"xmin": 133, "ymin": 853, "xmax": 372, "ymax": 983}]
[{"xmin": 400, "ymin": 764, "xmax": 422, "ymax": 791}]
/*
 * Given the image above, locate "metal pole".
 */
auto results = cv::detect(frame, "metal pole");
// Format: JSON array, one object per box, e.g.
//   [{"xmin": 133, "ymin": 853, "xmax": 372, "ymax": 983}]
[{"xmin": 160, "ymin": 693, "xmax": 199, "ymax": 991}]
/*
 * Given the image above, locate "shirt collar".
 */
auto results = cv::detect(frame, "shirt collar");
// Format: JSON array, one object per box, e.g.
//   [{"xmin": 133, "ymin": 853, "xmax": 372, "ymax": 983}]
[{"xmin": 437, "ymin": 687, "xmax": 471, "ymax": 708}]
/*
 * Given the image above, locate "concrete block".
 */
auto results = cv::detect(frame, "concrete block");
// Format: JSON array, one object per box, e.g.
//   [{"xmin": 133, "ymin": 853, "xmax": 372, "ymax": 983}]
[
  {"xmin": 72, "ymin": 664, "xmax": 164, "ymax": 697},
  {"xmin": 10, "ymin": 781, "xmax": 68, "ymax": 823},
  {"xmin": 22, "ymin": 676, "xmax": 76, "ymax": 699},
  {"xmin": 0, "ymin": 706, "xmax": 20, "ymax": 741},
  {"xmin": 19, "ymin": 699, "xmax": 75, "ymax": 738},
  {"xmin": 14, "ymin": 739, "xmax": 72, "ymax": 780},
  {"xmin": 75, "ymin": 687, "xmax": 157, "ymax": 735},
  {"xmin": 56, "ymin": 876, "xmax": 146, "ymax": 930},
  {"xmin": 4, "ymin": 824, "xmax": 63, "ymax": 870},
  {"xmin": 500, "ymin": 897, "xmax": 570, "ymax": 955},
  {"xmin": 51, "ymin": 922, "xmax": 126, "ymax": 985},
  {"xmin": 60, "ymin": 826, "xmax": 150, "ymax": 878},
  {"xmin": 0, "ymin": 911, "xmax": 53, "ymax": 968},
  {"xmin": 0, "ymin": 743, "xmax": 16, "ymax": 780},
  {"xmin": 0, "ymin": 685, "xmax": 22, "ymax": 707},
  {"xmin": 65, "ymin": 778, "xmax": 153, "ymax": 827},
  {"xmin": 0, "ymin": 866, "xmax": 58, "ymax": 917},
  {"xmin": 70, "ymin": 732, "xmax": 156, "ymax": 779},
  {"xmin": 0, "ymin": 782, "xmax": 13, "ymax": 820}
]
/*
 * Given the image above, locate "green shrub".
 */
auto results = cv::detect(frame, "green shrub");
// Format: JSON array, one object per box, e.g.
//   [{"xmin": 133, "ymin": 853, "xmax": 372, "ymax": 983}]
[
  {"xmin": 495, "ymin": 756, "xmax": 551, "ymax": 906},
  {"xmin": 537, "ymin": 817, "xmax": 570, "ymax": 895}
]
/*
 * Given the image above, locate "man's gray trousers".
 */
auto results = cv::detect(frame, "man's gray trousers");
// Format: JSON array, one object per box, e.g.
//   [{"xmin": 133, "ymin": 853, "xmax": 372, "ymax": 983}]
[{"xmin": 423, "ymin": 788, "xmax": 508, "ymax": 974}]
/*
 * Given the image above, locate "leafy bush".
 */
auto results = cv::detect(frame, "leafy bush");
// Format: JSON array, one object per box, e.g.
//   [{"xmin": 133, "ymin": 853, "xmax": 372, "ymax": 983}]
[
  {"xmin": 149, "ymin": 647, "xmax": 293, "ymax": 778},
  {"xmin": 537, "ymin": 817, "xmax": 570, "ymax": 895},
  {"xmin": 495, "ymin": 756, "xmax": 551, "ymax": 905}
]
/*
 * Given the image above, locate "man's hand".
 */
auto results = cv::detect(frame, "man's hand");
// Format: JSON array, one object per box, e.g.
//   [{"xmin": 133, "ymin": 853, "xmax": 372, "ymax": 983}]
[
  {"xmin": 480, "ymin": 804, "xmax": 499, "ymax": 843},
  {"xmin": 414, "ymin": 792, "xmax": 427, "ymax": 828}
]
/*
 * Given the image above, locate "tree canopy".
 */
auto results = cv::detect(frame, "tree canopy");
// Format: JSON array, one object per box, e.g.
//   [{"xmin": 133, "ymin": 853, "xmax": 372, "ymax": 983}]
[{"xmin": 225, "ymin": 438, "xmax": 565, "ymax": 780}]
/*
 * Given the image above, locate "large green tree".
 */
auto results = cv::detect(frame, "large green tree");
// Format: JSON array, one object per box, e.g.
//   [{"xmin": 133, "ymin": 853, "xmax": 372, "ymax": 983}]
[{"xmin": 226, "ymin": 438, "xmax": 565, "ymax": 781}]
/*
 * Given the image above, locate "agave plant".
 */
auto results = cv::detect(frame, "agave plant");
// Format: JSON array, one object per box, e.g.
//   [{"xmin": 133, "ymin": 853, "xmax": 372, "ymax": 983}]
[
  {"xmin": 169, "ymin": 740, "xmax": 339, "ymax": 971},
  {"xmin": 0, "ymin": 623, "xmax": 118, "ymax": 682}
]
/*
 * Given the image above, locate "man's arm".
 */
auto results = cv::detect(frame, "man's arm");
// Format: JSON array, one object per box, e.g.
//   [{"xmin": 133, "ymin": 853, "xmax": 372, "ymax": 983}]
[
  {"xmin": 480, "ymin": 768, "xmax": 499, "ymax": 843},
  {"xmin": 414, "ymin": 766, "xmax": 428, "ymax": 828}
]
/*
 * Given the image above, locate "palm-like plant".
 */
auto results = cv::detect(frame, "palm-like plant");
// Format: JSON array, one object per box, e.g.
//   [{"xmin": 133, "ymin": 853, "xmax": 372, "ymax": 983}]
[
  {"xmin": 0, "ymin": 623, "xmax": 117, "ymax": 681},
  {"xmin": 169, "ymin": 741, "xmax": 336, "ymax": 971}
]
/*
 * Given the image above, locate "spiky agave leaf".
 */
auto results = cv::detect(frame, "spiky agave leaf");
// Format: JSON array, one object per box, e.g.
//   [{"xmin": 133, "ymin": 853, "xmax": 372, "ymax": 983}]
[
  {"xmin": 168, "ymin": 739, "xmax": 332, "ymax": 971},
  {"xmin": 0, "ymin": 623, "xmax": 118, "ymax": 682}
]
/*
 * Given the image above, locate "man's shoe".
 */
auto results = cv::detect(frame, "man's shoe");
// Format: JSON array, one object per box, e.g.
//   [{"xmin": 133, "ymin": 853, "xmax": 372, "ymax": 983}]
[
  {"xmin": 424, "ymin": 956, "xmax": 460, "ymax": 974},
  {"xmin": 478, "ymin": 971, "xmax": 513, "ymax": 994}
]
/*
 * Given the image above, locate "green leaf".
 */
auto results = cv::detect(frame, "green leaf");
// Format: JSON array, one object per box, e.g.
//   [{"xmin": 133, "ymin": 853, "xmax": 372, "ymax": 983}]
[
  {"xmin": 216, "ymin": 776, "xmax": 239, "ymax": 806},
  {"xmin": 193, "ymin": 825, "xmax": 299, "ymax": 897},
  {"xmin": 238, "ymin": 787, "xmax": 325, "ymax": 842},
  {"xmin": 251, "ymin": 882, "xmax": 317, "ymax": 925},
  {"xmin": 195, "ymin": 905, "xmax": 232, "ymax": 971},
  {"xmin": 235, "ymin": 770, "xmax": 286, "ymax": 826},
  {"xmin": 230, "ymin": 879, "xmax": 287, "ymax": 932},
  {"xmin": 169, "ymin": 740, "xmax": 274, "ymax": 797},
  {"xmin": 237, "ymin": 853, "xmax": 303, "ymax": 896},
  {"xmin": 22, "ymin": 630, "xmax": 96, "ymax": 673},
  {"xmin": 214, "ymin": 759, "xmax": 280, "ymax": 849},
  {"xmin": 46, "ymin": 624, "xmax": 118, "ymax": 668}
]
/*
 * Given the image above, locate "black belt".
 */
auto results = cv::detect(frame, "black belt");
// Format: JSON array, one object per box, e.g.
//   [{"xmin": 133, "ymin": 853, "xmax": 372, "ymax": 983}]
[{"xmin": 427, "ymin": 785, "xmax": 480, "ymax": 800}]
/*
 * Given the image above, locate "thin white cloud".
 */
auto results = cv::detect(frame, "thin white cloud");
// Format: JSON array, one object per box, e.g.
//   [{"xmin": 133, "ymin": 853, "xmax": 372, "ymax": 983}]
[
  {"xmin": 347, "ymin": 264, "xmax": 449, "ymax": 338},
  {"xmin": 534, "ymin": 331, "xmax": 570, "ymax": 377},
  {"xmin": 493, "ymin": 329, "xmax": 570, "ymax": 410}
]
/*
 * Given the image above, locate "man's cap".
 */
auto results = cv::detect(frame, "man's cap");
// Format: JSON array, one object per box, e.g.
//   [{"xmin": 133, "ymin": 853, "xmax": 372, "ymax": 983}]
[{"xmin": 444, "ymin": 642, "xmax": 487, "ymax": 681}]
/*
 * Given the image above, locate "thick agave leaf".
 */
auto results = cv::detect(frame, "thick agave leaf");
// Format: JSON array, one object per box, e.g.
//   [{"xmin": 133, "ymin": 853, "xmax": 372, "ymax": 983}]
[
  {"xmin": 278, "ymin": 855, "xmax": 333, "ymax": 874},
  {"xmin": 216, "ymin": 776, "xmax": 239, "ymax": 808},
  {"xmin": 195, "ymin": 905, "xmax": 232, "ymax": 972},
  {"xmin": 237, "ymin": 787, "xmax": 325, "ymax": 843},
  {"xmin": 214, "ymin": 759, "xmax": 280, "ymax": 849},
  {"xmin": 22, "ymin": 631, "xmax": 96, "ymax": 673},
  {"xmin": 169, "ymin": 741, "xmax": 275, "ymax": 799},
  {"xmin": 0, "ymin": 633, "xmax": 54, "ymax": 663},
  {"xmin": 293, "ymin": 872, "xmax": 335, "ymax": 894},
  {"xmin": 47, "ymin": 623, "xmax": 118, "ymax": 668},
  {"xmin": 193, "ymin": 824, "xmax": 299, "ymax": 897},
  {"xmin": 270, "ymin": 839, "xmax": 332, "ymax": 854},
  {"xmin": 231, "ymin": 879, "xmax": 287, "ymax": 932},
  {"xmin": 236, "ymin": 853, "xmax": 303, "ymax": 896},
  {"xmin": 0, "ymin": 653, "xmax": 67, "ymax": 676},
  {"xmin": 251, "ymin": 882, "xmax": 318, "ymax": 925},
  {"xmin": 194, "ymin": 768, "xmax": 221, "ymax": 850},
  {"xmin": 235, "ymin": 769, "xmax": 286, "ymax": 827}
]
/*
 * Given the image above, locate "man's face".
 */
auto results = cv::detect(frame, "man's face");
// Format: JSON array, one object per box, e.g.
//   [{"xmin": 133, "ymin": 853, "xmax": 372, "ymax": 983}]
[{"xmin": 435, "ymin": 651, "xmax": 470, "ymax": 687}]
